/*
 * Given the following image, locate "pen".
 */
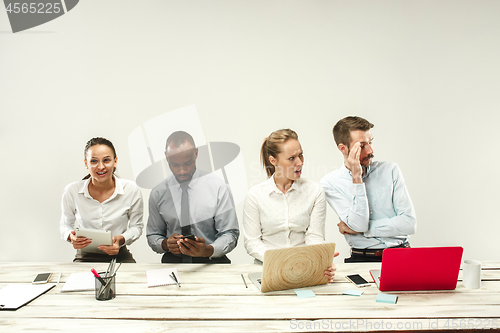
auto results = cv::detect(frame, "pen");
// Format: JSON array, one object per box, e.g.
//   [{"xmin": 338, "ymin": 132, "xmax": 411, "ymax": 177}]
[
  {"xmin": 170, "ymin": 272, "xmax": 180, "ymax": 288},
  {"xmin": 113, "ymin": 262, "xmax": 122, "ymax": 275},
  {"xmin": 91, "ymin": 268, "xmax": 107, "ymax": 286},
  {"xmin": 110, "ymin": 259, "xmax": 116, "ymax": 275},
  {"xmin": 56, "ymin": 273, "xmax": 62, "ymax": 285},
  {"xmin": 106, "ymin": 259, "xmax": 115, "ymax": 278},
  {"xmin": 241, "ymin": 274, "xmax": 248, "ymax": 288}
]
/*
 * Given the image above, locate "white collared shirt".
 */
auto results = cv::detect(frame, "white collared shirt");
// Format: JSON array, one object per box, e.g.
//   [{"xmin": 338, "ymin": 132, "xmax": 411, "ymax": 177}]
[
  {"xmin": 60, "ymin": 177, "xmax": 144, "ymax": 246},
  {"xmin": 243, "ymin": 175, "xmax": 326, "ymax": 262}
]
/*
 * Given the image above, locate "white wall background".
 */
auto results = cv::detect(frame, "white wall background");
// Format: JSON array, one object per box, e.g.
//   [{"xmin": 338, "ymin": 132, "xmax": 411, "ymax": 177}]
[{"xmin": 1, "ymin": 0, "xmax": 499, "ymax": 264}]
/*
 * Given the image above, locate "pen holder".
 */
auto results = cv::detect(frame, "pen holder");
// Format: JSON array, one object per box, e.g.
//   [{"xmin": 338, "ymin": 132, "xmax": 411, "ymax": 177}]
[{"xmin": 94, "ymin": 272, "xmax": 116, "ymax": 301}]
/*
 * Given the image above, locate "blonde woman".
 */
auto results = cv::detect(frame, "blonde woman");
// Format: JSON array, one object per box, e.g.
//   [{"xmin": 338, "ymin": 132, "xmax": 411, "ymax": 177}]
[{"xmin": 243, "ymin": 129, "xmax": 338, "ymax": 281}]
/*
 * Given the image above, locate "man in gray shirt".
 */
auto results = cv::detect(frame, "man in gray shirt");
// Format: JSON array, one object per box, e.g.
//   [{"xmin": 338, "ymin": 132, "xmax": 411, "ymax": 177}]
[{"xmin": 146, "ymin": 131, "xmax": 239, "ymax": 263}]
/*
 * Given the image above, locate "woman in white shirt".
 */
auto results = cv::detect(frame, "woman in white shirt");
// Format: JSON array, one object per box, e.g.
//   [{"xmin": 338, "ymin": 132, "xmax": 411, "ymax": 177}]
[
  {"xmin": 243, "ymin": 129, "xmax": 338, "ymax": 281},
  {"xmin": 60, "ymin": 137, "xmax": 144, "ymax": 263}
]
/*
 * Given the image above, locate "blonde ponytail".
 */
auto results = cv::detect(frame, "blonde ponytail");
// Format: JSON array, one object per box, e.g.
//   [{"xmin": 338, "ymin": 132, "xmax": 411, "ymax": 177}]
[{"xmin": 260, "ymin": 129, "xmax": 298, "ymax": 178}]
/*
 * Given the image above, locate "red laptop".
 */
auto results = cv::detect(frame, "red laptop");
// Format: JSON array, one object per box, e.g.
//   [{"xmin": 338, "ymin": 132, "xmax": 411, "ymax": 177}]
[{"xmin": 369, "ymin": 247, "xmax": 463, "ymax": 291}]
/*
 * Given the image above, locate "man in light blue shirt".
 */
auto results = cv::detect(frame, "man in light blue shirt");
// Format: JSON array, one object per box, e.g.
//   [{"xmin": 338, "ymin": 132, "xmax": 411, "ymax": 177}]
[
  {"xmin": 320, "ymin": 116, "xmax": 416, "ymax": 262},
  {"xmin": 146, "ymin": 131, "xmax": 239, "ymax": 263}
]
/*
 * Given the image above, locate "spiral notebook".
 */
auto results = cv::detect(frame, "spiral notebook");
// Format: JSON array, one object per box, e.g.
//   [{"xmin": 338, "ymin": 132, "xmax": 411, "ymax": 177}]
[{"xmin": 146, "ymin": 268, "xmax": 180, "ymax": 288}]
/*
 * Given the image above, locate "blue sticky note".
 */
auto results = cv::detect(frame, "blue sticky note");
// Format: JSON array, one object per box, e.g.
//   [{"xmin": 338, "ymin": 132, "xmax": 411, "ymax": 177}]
[
  {"xmin": 376, "ymin": 293, "xmax": 398, "ymax": 304},
  {"xmin": 343, "ymin": 289, "xmax": 364, "ymax": 296},
  {"xmin": 294, "ymin": 289, "xmax": 316, "ymax": 298}
]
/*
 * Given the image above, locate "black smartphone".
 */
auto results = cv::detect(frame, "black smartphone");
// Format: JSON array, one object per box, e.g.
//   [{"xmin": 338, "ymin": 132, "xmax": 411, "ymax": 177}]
[
  {"xmin": 345, "ymin": 274, "xmax": 370, "ymax": 287},
  {"xmin": 181, "ymin": 234, "xmax": 196, "ymax": 241},
  {"xmin": 32, "ymin": 272, "xmax": 52, "ymax": 284}
]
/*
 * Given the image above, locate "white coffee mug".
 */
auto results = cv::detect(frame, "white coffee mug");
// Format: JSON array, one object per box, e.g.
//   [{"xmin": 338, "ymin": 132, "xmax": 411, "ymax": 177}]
[{"xmin": 462, "ymin": 259, "xmax": 481, "ymax": 289}]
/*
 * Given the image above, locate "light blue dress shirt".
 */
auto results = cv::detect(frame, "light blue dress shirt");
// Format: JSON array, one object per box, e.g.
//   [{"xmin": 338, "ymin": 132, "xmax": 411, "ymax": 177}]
[{"xmin": 320, "ymin": 161, "xmax": 416, "ymax": 249}]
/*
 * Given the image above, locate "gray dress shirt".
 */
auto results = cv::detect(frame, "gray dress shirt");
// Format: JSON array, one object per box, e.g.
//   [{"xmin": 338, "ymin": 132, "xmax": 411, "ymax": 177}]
[{"xmin": 146, "ymin": 169, "xmax": 239, "ymax": 258}]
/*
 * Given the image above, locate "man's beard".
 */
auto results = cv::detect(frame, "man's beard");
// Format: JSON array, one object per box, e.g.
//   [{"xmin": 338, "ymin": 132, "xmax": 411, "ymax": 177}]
[{"xmin": 361, "ymin": 154, "xmax": 374, "ymax": 166}]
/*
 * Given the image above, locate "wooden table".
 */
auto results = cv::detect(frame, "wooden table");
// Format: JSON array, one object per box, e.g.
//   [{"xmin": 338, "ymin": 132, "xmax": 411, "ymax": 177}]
[{"xmin": 1, "ymin": 262, "xmax": 499, "ymax": 332}]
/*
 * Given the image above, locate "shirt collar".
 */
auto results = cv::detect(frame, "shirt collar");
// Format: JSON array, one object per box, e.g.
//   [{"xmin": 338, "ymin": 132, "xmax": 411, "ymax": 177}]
[
  {"xmin": 114, "ymin": 177, "xmax": 124, "ymax": 195},
  {"xmin": 79, "ymin": 178, "xmax": 91, "ymax": 196},
  {"xmin": 265, "ymin": 174, "xmax": 303, "ymax": 195},
  {"xmin": 170, "ymin": 169, "xmax": 200, "ymax": 190},
  {"xmin": 79, "ymin": 176, "xmax": 122, "ymax": 199}
]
